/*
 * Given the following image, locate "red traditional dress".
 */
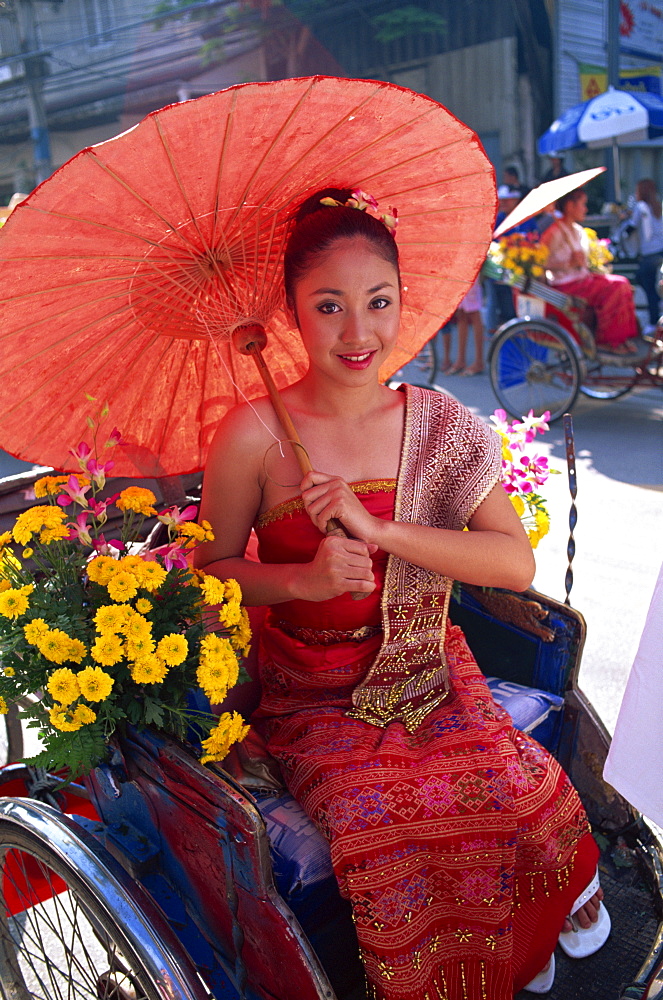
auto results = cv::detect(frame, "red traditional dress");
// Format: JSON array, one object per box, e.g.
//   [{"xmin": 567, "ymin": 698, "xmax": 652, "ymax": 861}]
[
  {"xmin": 540, "ymin": 218, "xmax": 637, "ymax": 349},
  {"xmin": 253, "ymin": 385, "xmax": 598, "ymax": 1000}
]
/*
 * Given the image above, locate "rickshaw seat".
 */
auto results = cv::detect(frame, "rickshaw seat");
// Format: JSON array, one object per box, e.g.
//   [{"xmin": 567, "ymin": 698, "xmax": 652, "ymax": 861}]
[{"xmin": 513, "ymin": 286, "xmax": 595, "ymax": 345}]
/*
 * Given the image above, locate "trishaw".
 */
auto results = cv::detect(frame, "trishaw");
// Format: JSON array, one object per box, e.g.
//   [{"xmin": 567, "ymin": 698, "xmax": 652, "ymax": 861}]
[
  {"xmin": 485, "ymin": 263, "xmax": 663, "ymax": 422},
  {"xmin": 0, "ymin": 445, "xmax": 662, "ymax": 1000}
]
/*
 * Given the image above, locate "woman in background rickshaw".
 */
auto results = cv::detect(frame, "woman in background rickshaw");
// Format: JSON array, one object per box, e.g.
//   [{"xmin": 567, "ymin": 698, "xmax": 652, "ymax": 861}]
[
  {"xmin": 196, "ymin": 188, "xmax": 608, "ymax": 999},
  {"xmin": 539, "ymin": 187, "xmax": 638, "ymax": 354}
]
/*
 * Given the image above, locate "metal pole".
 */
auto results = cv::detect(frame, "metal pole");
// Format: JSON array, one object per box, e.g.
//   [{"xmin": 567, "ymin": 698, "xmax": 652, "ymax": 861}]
[
  {"xmin": 563, "ymin": 414, "xmax": 577, "ymax": 606},
  {"xmin": 605, "ymin": 0, "xmax": 620, "ymax": 202},
  {"xmin": 15, "ymin": 0, "xmax": 53, "ymax": 186}
]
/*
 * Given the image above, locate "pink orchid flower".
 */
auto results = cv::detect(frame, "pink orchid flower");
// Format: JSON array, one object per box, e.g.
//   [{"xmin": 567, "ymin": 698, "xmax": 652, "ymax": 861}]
[
  {"xmin": 157, "ymin": 504, "xmax": 198, "ymax": 528},
  {"xmin": 162, "ymin": 543, "xmax": 189, "ymax": 571},
  {"xmin": 57, "ymin": 474, "xmax": 92, "ymax": 508},
  {"xmin": 89, "ymin": 493, "xmax": 120, "ymax": 526},
  {"xmin": 349, "ymin": 188, "xmax": 379, "ymax": 212},
  {"xmin": 69, "ymin": 441, "xmax": 92, "ymax": 469},
  {"xmin": 86, "ymin": 458, "xmax": 114, "ymax": 489},
  {"xmin": 67, "ymin": 510, "xmax": 93, "ymax": 546},
  {"xmin": 500, "ymin": 460, "xmax": 520, "ymax": 493},
  {"xmin": 512, "ymin": 410, "xmax": 550, "ymax": 443},
  {"xmin": 91, "ymin": 535, "xmax": 124, "ymax": 555},
  {"xmin": 105, "ymin": 427, "xmax": 127, "ymax": 449},
  {"xmin": 146, "ymin": 542, "xmax": 189, "ymax": 571},
  {"xmin": 517, "ymin": 454, "xmax": 550, "ymax": 489},
  {"xmin": 489, "ymin": 409, "xmax": 511, "ymax": 435}
]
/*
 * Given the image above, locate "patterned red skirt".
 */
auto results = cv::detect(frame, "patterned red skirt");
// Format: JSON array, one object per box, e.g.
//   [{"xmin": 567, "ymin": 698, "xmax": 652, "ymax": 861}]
[
  {"xmin": 260, "ymin": 625, "xmax": 598, "ymax": 1000},
  {"xmin": 553, "ymin": 272, "xmax": 637, "ymax": 348}
]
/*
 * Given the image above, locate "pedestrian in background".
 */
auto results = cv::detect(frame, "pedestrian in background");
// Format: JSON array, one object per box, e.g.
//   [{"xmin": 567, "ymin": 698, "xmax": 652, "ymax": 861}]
[
  {"xmin": 628, "ymin": 179, "xmax": 663, "ymax": 333},
  {"xmin": 443, "ymin": 277, "xmax": 485, "ymax": 375},
  {"xmin": 541, "ymin": 156, "xmax": 567, "ymax": 183}
]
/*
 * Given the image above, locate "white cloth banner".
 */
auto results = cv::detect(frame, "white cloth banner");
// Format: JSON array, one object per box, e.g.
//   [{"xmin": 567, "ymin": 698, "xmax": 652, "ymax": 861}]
[{"xmin": 604, "ymin": 561, "xmax": 663, "ymax": 826}]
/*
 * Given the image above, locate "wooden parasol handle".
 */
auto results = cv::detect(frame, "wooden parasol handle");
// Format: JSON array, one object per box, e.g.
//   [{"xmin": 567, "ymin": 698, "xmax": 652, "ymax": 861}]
[{"xmin": 234, "ymin": 327, "xmax": 368, "ymax": 601}]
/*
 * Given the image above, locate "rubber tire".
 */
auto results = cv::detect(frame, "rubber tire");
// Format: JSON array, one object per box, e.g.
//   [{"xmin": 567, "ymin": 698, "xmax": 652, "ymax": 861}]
[
  {"xmin": 0, "ymin": 798, "xmax": 209, "ymax": 1000},
  {"xmin": 489, "ymin": 320, "xmax": 581, "ymax": 422}
]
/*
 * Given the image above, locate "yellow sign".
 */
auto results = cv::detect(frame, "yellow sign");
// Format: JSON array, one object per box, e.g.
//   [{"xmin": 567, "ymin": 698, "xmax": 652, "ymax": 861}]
[
  {"xmin": 579, "ymin": 63, "xmax": 661, "ymax": 100},
  {"xmin": 580, "ymin": 64, "xmax": 608, "ymax": 100}
]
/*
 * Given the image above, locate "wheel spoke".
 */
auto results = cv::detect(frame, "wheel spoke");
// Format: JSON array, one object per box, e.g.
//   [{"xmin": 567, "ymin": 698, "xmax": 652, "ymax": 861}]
[
  {"xmin": 0, "ymin": 850, "xmax": 151, "ymax": 1000},
  {"xmin": 490, "ymin": 323, "xmax": 580, "ymax": 421}
]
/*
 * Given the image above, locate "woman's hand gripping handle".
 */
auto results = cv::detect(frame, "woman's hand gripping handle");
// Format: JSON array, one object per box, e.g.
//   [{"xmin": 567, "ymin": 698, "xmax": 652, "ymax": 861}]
[{"xmin": 301, "ymin": 472, "xmax": 379, "ymax": 601}]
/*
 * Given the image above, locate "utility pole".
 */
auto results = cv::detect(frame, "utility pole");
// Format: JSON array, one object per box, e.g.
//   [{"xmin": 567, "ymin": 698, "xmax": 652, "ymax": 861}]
[
  {"xmin": 606, "ymin": 0, "xmax": 620, "ymax": 202},
  {"xmin": 14, "ymin": 0, "xmax": 53, "ymax": 186}
]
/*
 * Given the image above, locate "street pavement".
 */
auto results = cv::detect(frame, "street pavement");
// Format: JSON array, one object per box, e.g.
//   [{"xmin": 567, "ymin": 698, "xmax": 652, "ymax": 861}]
[{"xmin": 394, "ymin": 335, "xmax": 663, "ymax": 734}]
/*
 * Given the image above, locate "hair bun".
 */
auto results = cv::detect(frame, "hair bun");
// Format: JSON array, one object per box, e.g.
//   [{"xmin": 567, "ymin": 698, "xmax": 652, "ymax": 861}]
[{"xmin": 294, "ymin": 187, "xmax": 353, "ymax": 223}]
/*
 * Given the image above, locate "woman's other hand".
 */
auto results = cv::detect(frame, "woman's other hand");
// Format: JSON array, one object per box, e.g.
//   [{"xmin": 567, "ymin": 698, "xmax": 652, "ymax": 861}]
[
  {"xmin": 300, "ymin": 471, "xmax": 379, "ymax": 542},
  {"xmin": 571, "ymin": 249, "xmax": 586, "ymax": 269},
  {"xmin": 297, "ymin": 534, "xmax": 377, "ymax": 601}
]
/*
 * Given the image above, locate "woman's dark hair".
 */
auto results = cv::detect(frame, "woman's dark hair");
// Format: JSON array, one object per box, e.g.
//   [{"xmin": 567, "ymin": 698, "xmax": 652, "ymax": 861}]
[
  {"xmin": 283, "ymin": 187, "xmax": 400, "ymax": 306},
  {"xmin": 556, "ymin": 187, "xmax": 586, "ymax": 214},
  {"xmin": 636, "ymin": 178, "xmax": 662, "ymax": 220}
]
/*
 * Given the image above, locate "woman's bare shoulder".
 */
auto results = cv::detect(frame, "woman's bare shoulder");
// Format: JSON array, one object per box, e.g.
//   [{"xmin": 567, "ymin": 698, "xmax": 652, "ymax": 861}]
[
  {"xmin": 539, "ymin": 220, "xmax": 559, "ymax": 244},
  {"xmin": 208, "ymin": 396, "xmax": 281, "ymax": 459}
]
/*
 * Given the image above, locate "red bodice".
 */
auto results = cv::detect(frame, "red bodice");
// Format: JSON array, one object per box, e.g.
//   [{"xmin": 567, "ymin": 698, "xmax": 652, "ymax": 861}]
[
  {"xmin": 254, "ymin": 483, "xmax": 395, "ymax": 633},
  {"xmin": 252, "ymin": 484, "xmax": 395, "ymax": 716}
]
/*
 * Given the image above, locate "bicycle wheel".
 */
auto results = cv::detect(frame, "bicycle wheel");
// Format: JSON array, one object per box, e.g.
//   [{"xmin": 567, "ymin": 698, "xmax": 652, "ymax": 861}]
[
  {"xmin": 489, "ymin": 319, "xmax": 582, "ymax": 422},
  {"xmin": 0, "ymin": 798, "xmax": 210, "ymax": 1000},
  {"xmin": 580, "ymin": 356, "xmax": 638, "ymax": 399}
]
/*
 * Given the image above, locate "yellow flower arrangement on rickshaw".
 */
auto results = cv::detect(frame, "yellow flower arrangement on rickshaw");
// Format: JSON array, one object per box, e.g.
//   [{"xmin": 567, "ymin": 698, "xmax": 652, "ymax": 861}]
[
  {"xmin": 490, "ymin": 232, "xmax": 549, "ymax": 281},
  {"xmin": 584, "ymin": 227, "xmax": 613, "ymax": 274},
  {"xmin": 0, "ymin": 415, "xmax": 250, "ymax": 776}
]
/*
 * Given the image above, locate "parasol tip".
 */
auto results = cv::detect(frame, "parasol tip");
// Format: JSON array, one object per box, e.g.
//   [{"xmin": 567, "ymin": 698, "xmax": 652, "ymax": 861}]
[{"xmin": 233, "ymin": 323, "xmax": 268, "ymax": 356}]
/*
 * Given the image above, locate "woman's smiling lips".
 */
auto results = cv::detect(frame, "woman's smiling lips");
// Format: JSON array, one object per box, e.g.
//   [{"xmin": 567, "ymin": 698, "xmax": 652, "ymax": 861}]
[{"xmin": 337, "ymin": 350, "xmax": 377, "ymax": 369}]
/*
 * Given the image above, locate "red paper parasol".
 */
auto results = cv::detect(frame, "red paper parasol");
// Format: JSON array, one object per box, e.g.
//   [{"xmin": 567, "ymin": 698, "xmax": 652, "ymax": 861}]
[
  {"xmin": 0, "ymin": 76, "xmax": 496, "ymax": 478},
  {"xmin": 493, "ymin": 166, "xmax": 606, "ymax": 238}
]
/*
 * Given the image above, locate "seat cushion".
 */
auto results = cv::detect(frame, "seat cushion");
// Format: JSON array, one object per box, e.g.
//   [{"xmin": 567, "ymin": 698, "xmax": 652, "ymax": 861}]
[{"xmin": 485, "ymin": 676, "xmax": 564, "ymax": 750}]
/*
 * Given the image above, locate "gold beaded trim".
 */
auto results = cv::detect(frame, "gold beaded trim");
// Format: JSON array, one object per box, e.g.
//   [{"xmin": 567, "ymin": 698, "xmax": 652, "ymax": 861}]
[{"xmin": 256, "ymin": 479, "xmax": 397, "ymax": 528}]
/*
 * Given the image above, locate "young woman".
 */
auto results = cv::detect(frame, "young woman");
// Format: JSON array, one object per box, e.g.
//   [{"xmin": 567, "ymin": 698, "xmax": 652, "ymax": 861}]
[
  {"xmin": 630, "ymin": 178, "xmax": 663, "ymax": 330},
  {"xmin": 196, "ymin": 189, "xmax": 608, "ymax": 999},
  {"xmin": 540, "ymin": 187, "xmax": 638, "ymax": 354}
]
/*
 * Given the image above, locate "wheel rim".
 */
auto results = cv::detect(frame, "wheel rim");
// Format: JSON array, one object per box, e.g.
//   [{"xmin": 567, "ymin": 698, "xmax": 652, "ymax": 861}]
[
  {"xmin": 0, "ymin": 847, "xmax": 155, "ymax": 1000},
  {"xmin": 490, "ymin": 325, "xmax": 580, "ymax": 421}
]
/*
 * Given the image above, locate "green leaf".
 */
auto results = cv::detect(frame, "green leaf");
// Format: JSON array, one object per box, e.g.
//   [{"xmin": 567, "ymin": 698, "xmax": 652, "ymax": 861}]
[{"xmin": 371, "ymin": 5, "xmax": 446, "ymax": 44}]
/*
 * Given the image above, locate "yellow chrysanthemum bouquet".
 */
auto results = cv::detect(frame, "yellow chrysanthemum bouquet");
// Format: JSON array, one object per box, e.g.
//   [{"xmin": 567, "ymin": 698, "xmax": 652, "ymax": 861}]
[
  {"xmin": 0, "ymin": 419, "xmax": 250, "ymax": 776},
  {"xmin": 584, "ymin": 227, "xmax": 613, "ymax": 274},
  {"xmin": 489, "ymin": 232, "xmax": 549, "ymax": 282}
]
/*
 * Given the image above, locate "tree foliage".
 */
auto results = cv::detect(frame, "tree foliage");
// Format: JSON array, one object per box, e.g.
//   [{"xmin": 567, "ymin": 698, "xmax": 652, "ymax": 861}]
[{"xmin": 151, "ymin": 0, "xmax": 447, "ymax": 54}]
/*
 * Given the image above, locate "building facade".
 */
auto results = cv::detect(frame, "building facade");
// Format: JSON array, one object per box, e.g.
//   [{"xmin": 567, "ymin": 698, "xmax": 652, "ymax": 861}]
[
  {"xmin": 553, "ymin": 0, "xmax": 663, "ymax": 196},
  {"xmin": 0, "ymin": 0, "xmax": 553, "ymax": 200}
]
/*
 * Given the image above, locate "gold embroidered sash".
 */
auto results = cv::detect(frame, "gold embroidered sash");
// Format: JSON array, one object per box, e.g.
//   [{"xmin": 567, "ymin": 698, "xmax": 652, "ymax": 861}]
[{"xmin": 349, "ymin": 384, "xmax": 501, "ymax": 731}]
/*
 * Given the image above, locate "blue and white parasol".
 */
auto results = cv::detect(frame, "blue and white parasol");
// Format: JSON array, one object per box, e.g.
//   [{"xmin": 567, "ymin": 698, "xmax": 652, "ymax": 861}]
[{"xmin": 538, "ymin": 87, "xmax": 663, "ymax": 200}]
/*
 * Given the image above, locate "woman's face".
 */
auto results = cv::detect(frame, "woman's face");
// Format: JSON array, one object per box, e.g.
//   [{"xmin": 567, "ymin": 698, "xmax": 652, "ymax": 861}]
[
  {"xmin": 290, "ymin": 236, "xmax": 401, "ymax": 383},
  {"xmin": 564, "ymin": 192, "xmax": 587, "ymax": 223}
]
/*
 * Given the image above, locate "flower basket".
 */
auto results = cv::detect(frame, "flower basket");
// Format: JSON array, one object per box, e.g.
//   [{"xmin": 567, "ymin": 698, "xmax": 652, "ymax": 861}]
[{"xmin": 0, "ymin": 417, "xmax": 250, "ymax": 777}]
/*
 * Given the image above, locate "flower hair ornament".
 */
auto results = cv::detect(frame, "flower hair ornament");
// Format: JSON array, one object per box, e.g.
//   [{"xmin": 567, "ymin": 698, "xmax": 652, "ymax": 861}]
[{"xmin": 320, "ymin": 188, "xmax": 398, "ymax": 236}]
